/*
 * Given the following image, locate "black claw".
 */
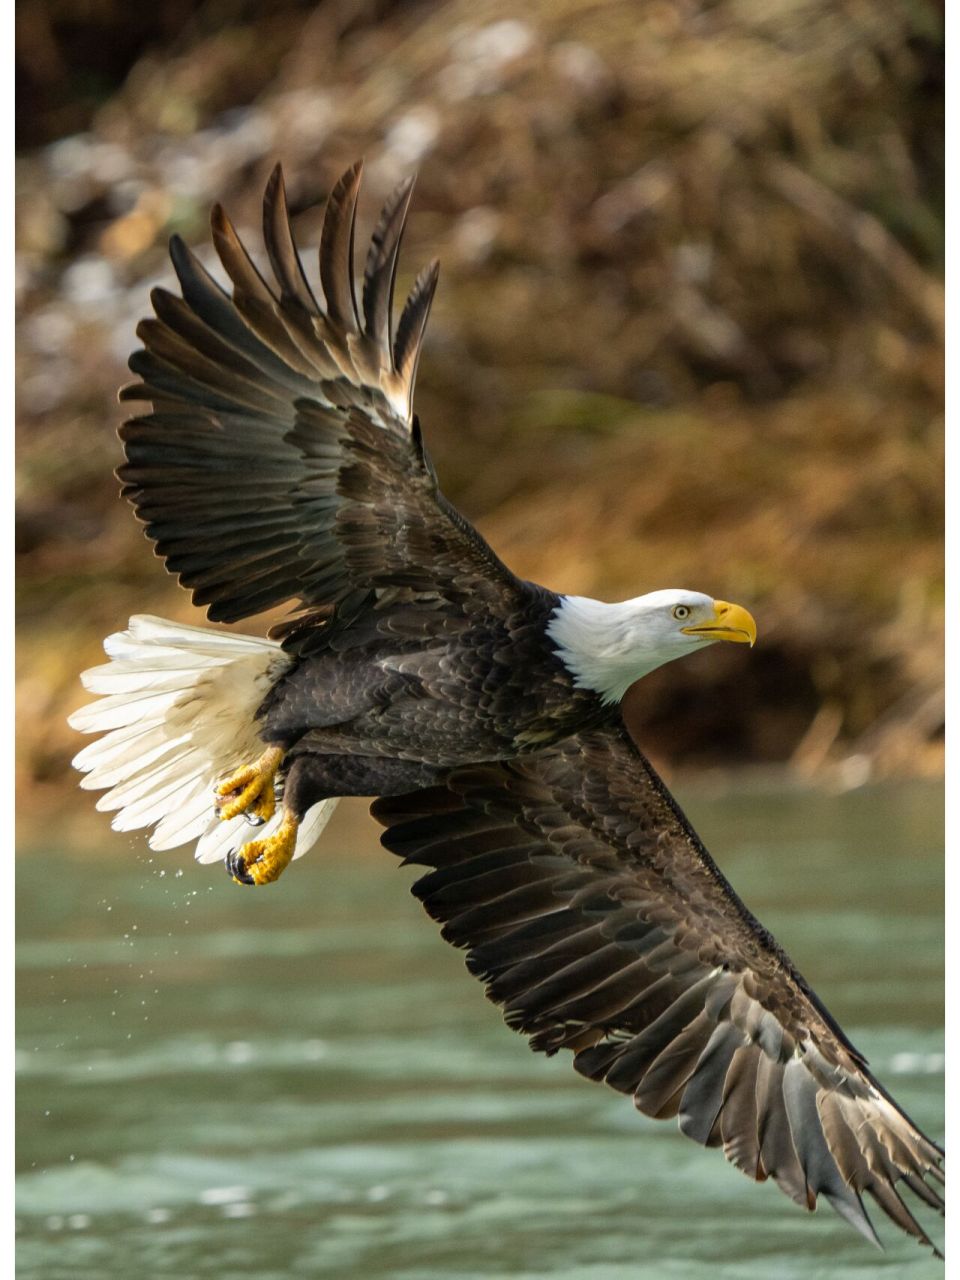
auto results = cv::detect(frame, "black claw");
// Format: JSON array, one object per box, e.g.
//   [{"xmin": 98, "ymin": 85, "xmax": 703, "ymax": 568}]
[
  {"xmin": 225, "ymin": 849, "xmax": 254, "ymax": 886},
  {"xmin": 243, "ymin": 812, "xmax": 266, "ymax": 827}
]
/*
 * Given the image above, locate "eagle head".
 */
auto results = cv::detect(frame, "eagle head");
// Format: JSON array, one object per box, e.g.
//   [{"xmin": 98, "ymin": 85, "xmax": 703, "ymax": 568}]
[{"xmin": 547, "ymin": 590, "xmax": 757, "ymax": 705}]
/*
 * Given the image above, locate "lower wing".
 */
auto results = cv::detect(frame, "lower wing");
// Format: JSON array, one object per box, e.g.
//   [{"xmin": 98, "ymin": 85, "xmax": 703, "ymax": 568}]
[{"xmin": 372, "ymin": 720, "xmax": 944, "ymax": 1254}]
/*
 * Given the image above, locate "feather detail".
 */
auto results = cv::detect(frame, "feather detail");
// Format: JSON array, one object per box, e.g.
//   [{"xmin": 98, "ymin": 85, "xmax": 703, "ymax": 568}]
[
  {"xmin": 391, "ymin": 259, "xmax": 440, "ymax": 419},
  {"xmin": 318, "ymin": 160, "xmax": 363, "ymax": 334},
  {"xmin": 69, "ymin": 615, "xmax": 317, "ymax": 863},
  {"xmin": 116, "ymin": 161, "xmax": 513, "ymax": 630},
  {"xmin": 362, "ymin": 173, "xmax": 417, "ymax": 371},
  {"xmin": 373, "ymin": 723, "xmax": 945, "ymax": 1254}
]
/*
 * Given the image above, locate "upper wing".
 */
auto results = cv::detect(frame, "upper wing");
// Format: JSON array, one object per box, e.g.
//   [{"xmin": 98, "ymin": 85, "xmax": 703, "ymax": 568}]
[
  {"xmin": 117, "ymin": 161, "xmax": 523, "ymax": 627},
  {"xmin": 372, "ymin": 721, "xmax": 944, "ymax": 1253}
]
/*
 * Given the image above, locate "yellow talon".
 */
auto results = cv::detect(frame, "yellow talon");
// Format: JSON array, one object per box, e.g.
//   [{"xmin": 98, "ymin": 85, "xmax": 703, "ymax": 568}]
[
  {"xmin": 216, "ymin": 746, "xmax": 283, "ymax": 822},
  {"xmin": 230, "ymin": 812, "xmax": 299, "ymax": 886}
]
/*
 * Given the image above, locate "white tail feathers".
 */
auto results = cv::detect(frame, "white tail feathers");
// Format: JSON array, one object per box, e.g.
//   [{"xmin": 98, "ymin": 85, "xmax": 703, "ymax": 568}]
[{"xmin": 69, "ymin": 615, "xmax": 338, "ymax": 865}]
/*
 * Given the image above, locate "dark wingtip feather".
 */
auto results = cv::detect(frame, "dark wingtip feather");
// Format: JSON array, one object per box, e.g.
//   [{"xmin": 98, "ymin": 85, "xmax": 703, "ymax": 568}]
[
  {"xmin": 826, "ymin": 1191, "xmax": 883, "ymax": 1251},
  {"xmin": 362, "ymin": 172, "xmax": 418, "ymax": 363},
  {"xmin": 319, "ymin": 160, "xmax": 364, "ymax": 332},
  {"xmin": 393, "ymin": 257, "xmax": 440, "ymax": 403},
  {"xmin": 262, "ymin": 162, "xmax": 284, "ymax": 216},
  {"xmin": 118, "ymin": 379, "xmax": 146, "ymax": 402},
  {"xmin": 168, "ymin": 232, "xmax": 203, "ymax": 280},
  {"xmin": 167, "ymin": 233, "xmax": 192, "ymax": 288},
  {"xmin": 262, "ymin": 162, "xmax": 320, "ymax": 315}
]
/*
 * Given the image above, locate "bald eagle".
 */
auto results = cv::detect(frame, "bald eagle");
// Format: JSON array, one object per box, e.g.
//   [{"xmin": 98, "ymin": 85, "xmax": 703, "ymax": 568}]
[{"xmin": 70, "ymin": 162, "xmax": 943, "ymax": 1254}]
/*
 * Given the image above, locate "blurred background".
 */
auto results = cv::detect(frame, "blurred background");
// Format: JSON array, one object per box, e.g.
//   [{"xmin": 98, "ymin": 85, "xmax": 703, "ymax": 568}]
[
  {"xmin": 16, "ymin": 5, "xmax": 944, "ymax": 1275},
  {"xmin": 16, "ymin": 0, "xmax": 944, "ymax": 846}
]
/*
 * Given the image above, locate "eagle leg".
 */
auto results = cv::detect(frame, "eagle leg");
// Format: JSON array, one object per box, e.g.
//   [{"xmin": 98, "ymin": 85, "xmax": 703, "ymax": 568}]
[
  {"xmin": 226, "ymin": 810, "xmax": 299, "ymax": 886},
  {"xmin": 215, "ymin": 746, "xmax": 284, "ymax": 823}
]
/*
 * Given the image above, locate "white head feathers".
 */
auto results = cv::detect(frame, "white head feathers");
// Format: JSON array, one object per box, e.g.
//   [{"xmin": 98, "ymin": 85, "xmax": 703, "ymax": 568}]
[{"xmin": 547, "ymin": 590, "xmax": 754, "ymax": 705}]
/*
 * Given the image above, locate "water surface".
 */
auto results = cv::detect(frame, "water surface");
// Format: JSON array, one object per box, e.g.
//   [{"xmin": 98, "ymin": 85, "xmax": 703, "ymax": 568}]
[{"xmin": 17, "ymin": 780, "xmax": 944, "ymax": 1277}]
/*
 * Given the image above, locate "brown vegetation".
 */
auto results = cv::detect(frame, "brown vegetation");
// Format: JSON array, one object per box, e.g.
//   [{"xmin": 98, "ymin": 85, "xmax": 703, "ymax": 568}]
[{"xmin": 16, "ymin": 0, "xmax": 943, "ymax": 836}]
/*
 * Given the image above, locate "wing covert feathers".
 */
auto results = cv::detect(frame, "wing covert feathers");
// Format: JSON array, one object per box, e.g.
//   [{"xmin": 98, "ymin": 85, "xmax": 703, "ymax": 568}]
[
  {"xmin": 373, "ymin": 724, "xmax": 944, "ymax": 1254},
  {"xmin": 118, "ymin": 161, "xmax": 465, "ymax": 627}
]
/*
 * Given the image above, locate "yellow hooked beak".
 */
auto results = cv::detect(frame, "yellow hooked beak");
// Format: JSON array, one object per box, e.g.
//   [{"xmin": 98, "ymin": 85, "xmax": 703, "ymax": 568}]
[{"xmin": 682, "ymin": 600, "xmax": 757, "ymax": 647}]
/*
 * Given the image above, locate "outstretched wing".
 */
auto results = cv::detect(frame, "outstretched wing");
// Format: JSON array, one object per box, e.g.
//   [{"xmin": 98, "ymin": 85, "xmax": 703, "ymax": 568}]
[
  {"xmin": 372, "ymin": 722, "xmax": 944, "ymax": 1254},
  {"xmin": 118, "ymin": 161, "xmax": 524, "ymax": 627}
]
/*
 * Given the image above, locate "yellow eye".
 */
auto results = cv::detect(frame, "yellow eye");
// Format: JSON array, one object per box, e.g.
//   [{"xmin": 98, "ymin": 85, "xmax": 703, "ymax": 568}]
[{"xmin": 672, "ymin": 605, "xmax": 691, "ymax": 620}]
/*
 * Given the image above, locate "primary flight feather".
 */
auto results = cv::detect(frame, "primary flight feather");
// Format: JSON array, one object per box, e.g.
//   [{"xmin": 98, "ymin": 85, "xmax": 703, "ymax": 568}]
[{"xmin": 69, "ymin": 160, "xmax": 943, "ymax": 1254}]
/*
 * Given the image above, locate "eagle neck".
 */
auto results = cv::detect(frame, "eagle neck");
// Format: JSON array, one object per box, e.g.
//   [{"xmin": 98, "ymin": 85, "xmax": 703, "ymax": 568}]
[{"xmin": 546, "ymin": 595, "xmax": 673, "ymax": 706}]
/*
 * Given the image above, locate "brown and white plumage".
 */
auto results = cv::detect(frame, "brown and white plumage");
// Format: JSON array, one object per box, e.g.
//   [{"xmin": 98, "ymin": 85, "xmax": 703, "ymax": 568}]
[
  {"xmin": 373, "ymin": 723, "xmax": 944, "ymax": 1254},
  {"xmin": 69, "ymin": 160, "xmax": 943, "ymax": 1254}
]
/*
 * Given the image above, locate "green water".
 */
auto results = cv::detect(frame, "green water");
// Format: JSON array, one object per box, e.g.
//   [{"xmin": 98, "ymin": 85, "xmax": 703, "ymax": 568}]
[{"xmin": 17, "ymin": 781, "xmax": 944, "ymax": 1278}]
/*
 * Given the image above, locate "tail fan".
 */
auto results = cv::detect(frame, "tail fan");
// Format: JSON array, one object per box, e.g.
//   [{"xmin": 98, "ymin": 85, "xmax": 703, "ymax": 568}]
[{"xmin": 69, "ymin": 615, "xmax": 337, "ymax": 863}]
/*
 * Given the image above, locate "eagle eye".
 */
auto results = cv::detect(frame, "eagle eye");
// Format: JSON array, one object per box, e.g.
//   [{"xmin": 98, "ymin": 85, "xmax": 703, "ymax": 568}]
[{"xmin": 672, "ymin": 605, "xmax": 691, "ymax": 621}]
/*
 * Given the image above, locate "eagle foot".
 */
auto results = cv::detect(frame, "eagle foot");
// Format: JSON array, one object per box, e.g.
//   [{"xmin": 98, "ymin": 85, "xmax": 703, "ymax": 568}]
[
  {"xmin": 215, "ymin": 747, "xmax": 283, "ymax": 823},
  {"xmin": 227, "ymin": 813, "xmax": 299, "ymax": 886}
]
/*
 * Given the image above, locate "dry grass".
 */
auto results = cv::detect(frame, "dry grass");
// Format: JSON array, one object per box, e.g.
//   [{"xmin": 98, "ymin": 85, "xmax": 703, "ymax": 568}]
[{"xmin": 16, "ymin": 0, "xmax": 943, "ymax": 832}]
